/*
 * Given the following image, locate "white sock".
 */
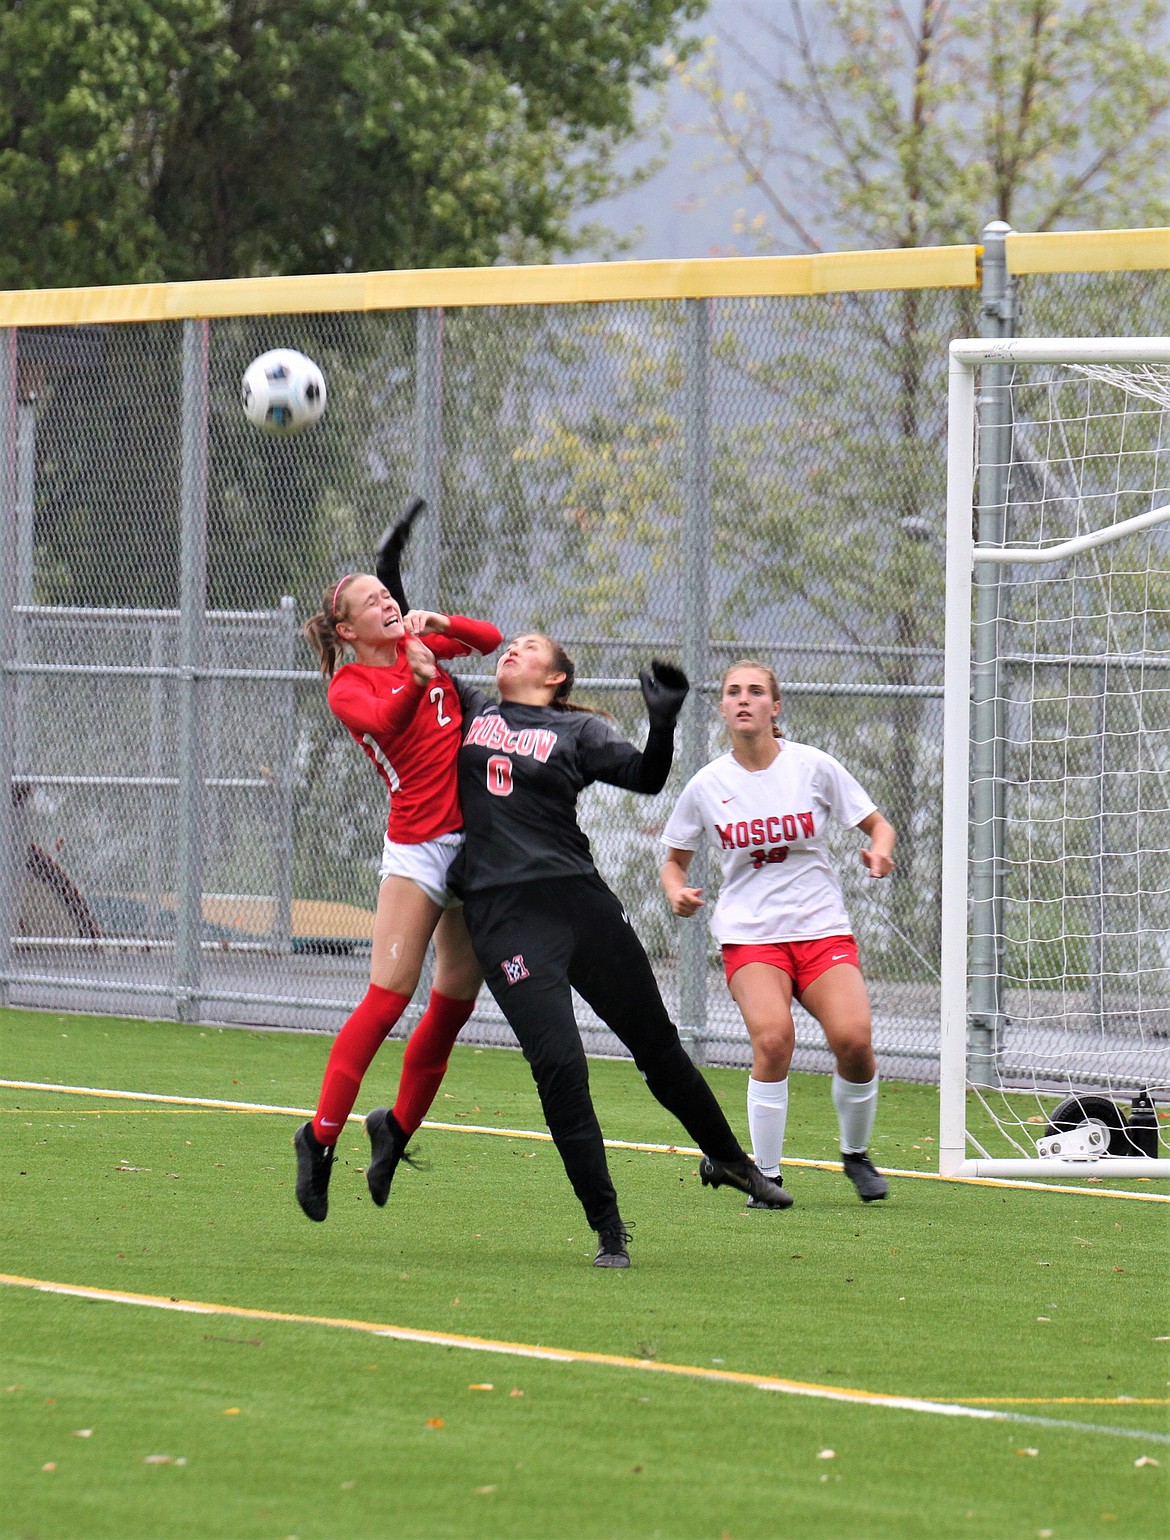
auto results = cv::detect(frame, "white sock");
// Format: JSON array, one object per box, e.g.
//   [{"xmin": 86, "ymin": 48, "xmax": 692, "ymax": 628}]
[
  {"xmin": 832, "ymin": 1071, "xmax": 879, "ymax": 1154},
  {"xmin": 747, "ymin": 1077, "xmax": 789, "ymax": 1175}
]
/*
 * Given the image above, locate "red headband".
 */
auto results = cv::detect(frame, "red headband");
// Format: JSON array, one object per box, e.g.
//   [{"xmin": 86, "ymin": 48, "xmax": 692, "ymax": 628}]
[{"xmin": 329, "ymin": 574, "xmax": 355, "ymax": 617}]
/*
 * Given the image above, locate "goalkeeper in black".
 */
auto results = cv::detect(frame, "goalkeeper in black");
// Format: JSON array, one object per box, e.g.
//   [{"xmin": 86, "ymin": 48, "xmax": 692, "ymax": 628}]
[{"xmin": 448, "ymin": 632, "xmax": 790, "ymax": 1269}]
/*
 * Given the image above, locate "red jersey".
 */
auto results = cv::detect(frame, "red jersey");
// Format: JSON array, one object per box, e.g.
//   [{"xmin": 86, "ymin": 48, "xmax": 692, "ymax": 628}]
[{"xmin": 327, "ymin": 616, "xmax": 502, "ymax": 844}]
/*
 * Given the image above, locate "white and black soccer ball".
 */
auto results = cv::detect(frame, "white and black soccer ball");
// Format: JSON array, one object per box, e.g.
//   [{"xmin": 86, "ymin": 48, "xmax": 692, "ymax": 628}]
[{"xmin": 241, "ymin": 348, "xmax": 327, "ymax": 436}]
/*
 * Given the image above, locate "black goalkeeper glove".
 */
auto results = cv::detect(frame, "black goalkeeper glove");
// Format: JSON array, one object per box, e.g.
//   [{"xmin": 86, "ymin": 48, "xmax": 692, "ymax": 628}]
[
  {"xmin": 639, "ymin": 658, "xmax": 689, "ymax": 732},
  {"xmin": 375, "ymin": 497, "xmax": 427, "ymax": 612}
]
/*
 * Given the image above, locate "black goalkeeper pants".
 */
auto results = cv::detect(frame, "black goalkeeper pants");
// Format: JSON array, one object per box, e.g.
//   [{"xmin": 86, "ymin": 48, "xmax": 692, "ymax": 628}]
[{"xmin": 462, "ymin": 872, "xmax": 746, "ymax": 1232}]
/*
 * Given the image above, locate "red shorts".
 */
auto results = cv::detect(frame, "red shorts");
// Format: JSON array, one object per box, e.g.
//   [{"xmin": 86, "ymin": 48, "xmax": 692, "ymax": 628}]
[{"xmin": 722, "ymin": 934, "xmax": 860, "ymax": 996}]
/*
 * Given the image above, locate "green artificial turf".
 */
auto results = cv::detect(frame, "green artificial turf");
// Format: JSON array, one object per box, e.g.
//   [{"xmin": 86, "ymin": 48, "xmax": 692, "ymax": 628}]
[{"xmin": 2, "ymin": 1007, "xmax": 1167, "ymax": 1540}]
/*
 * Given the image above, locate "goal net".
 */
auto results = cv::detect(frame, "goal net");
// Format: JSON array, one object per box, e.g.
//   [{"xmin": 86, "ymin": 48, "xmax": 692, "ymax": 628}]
[{"xmin": 941, "ymin": 338, "xmax": 1170, "ymax": 1178}]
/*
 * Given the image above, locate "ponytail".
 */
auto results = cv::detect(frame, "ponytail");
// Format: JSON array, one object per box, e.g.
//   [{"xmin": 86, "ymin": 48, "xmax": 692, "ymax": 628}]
[
  {"xmin": 545, "ymin": 638, "xmax": 612, "ymax": 718},
  {"xmin": 304, "ymin": 574, "xmax": 358, "ymax": 678}
]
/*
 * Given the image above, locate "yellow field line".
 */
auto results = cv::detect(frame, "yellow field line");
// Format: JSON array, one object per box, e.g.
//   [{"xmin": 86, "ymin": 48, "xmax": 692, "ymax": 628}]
[
  {"xmin": 2, "ymin": 1079, "xmax": 1167, "ymax": 1201},
  {"xmin": 2, "ymin": 1272, "xmax": 1165, "ymax": 1445}
]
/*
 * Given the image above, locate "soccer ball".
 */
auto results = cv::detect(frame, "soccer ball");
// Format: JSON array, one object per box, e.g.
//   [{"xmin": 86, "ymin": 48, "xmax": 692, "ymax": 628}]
[{"xmin": 241, "ymin": 348, "xmax": 327, "ymax": 436}]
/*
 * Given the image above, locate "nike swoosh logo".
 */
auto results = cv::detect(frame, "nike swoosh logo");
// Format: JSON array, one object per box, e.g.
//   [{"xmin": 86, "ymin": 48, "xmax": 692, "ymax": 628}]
[
  {"xmin": 391, "ymin": 686, "xmax": 405, "ymax": 694},
  {"xmin": 831, "ymin": 954, "xmax": 847, "ymax": 961},
  {"xmin": 721, "ymin": 797, "xmax": 736, "ymax": 804}
]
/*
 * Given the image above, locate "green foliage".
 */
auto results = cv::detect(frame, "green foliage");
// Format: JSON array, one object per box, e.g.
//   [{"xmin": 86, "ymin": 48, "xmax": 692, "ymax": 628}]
[
  {"xmin": 0, "ymin": 0, "xmax": 706, "ymax": 286},
  {"xmin": 0, "ymin": 0, "xmax": 205, "ymax": 287}
]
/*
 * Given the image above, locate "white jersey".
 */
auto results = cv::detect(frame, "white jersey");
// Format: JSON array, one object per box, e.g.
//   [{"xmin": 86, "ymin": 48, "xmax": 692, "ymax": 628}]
[{"xmin": 661, "ymin": 740, "xmax": 876, "ymax": 945}]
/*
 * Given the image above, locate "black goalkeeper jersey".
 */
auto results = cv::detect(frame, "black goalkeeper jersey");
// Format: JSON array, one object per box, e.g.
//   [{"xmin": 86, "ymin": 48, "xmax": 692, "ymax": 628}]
[{"xmin": 450, "ymin": 681, "xmax": 673, "ymax": 894}]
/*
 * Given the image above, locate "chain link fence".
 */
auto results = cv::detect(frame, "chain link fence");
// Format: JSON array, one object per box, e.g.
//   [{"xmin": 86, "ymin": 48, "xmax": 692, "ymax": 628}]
[{"xmin": 2, "ymin": 239, "xmax": 1167, "ymax": 1078}]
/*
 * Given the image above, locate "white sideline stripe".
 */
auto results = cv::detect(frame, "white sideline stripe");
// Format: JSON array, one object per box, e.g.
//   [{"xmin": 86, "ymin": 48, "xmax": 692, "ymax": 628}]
[
  {"xmin": 3, "ymin": 1272, "xmax": 1166, "ymax": 1444},
  {"xmin": 3, "ymin": 1079, "xmax": 1168, "ymax": 1203}
]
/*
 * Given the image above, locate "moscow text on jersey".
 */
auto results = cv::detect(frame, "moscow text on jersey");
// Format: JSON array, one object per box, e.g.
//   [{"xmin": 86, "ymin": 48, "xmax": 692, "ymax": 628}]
[
  {"xmin": 661, "ymin": 741, "xmax": 876, "ymax": 945},
  {"xmin": 451, "ymin": 682, "xmax": 663, "ymax": 893}
]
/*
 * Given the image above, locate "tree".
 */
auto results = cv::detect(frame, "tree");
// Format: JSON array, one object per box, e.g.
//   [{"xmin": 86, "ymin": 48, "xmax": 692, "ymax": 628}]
[
  {"xmin": 682, "ymin": 0, "xmax": 1170, "ymax": 254},
  {"xmin": 0, "ymin": 0, "xmax": 207, "ymax": 288},
  {"xmin": 0, "ymin": 0, "xmax": 705, "ymax": 288}
]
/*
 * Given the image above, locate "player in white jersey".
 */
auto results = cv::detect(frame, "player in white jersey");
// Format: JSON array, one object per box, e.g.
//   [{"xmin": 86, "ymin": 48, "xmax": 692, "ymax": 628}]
[{"xmin": 660, "ymin": 659, "xmax": 895, "ymax": 1204}]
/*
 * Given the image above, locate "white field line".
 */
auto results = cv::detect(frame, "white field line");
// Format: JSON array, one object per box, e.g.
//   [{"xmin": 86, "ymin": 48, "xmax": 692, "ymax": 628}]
[
  {"xmin": 2, "ymin": 1272, "xmax": 1167, "ymax": 1445},
  {"xmin": 2, "ymin": 1079, "xmax": 1168, "ymax": 1203}
]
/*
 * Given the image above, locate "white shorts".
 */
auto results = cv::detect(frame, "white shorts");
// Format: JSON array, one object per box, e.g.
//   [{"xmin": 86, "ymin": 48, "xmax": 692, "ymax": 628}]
[{"xmin": 379, "ymin": 832, "xmax": 464, "ymax": 909}]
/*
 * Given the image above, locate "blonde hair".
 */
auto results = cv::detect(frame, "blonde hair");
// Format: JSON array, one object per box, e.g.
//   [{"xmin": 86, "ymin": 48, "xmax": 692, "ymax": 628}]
[
  {"xmin": 721, "ymin": 658, "xmax": 783, "ymax": 738},
  {"xmin": 304, "ymin": 574, "xmax": 359, "ymax": 678}
]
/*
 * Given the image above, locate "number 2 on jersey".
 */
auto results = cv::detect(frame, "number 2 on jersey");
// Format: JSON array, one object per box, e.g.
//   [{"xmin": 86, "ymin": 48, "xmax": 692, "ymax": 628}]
[{"xmin": 429, "ymin": 685, "xmax": 451, "ymax": 727}]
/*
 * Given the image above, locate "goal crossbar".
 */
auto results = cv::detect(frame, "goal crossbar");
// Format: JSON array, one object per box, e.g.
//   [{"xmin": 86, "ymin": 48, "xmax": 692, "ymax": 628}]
[{"xmin": 951, "ymin": 336, "xmax": 1170, "ymax": 366}]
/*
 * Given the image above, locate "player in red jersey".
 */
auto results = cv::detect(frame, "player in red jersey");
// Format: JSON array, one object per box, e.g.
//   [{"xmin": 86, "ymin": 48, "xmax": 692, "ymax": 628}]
[
  {"xmin": 661, "ymin": 660, "xmax": 895, "ymax": 1204},
  {"xmin": 292, "ymin": 567, "xmax": 501, "ymax": 1222}
]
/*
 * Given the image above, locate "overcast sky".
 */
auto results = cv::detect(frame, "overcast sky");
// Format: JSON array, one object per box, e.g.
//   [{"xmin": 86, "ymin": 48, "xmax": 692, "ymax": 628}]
[{"xmin": 573, "ymin": 0, "xmax": 780, "ymax": 262}]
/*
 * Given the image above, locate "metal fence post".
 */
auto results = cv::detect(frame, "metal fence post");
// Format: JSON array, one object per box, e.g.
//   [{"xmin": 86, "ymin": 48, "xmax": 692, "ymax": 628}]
[
  {"xmin": 408, "ymin": 307, "xmax": 444, "ymax": 1025},
  {"xmin": 272, "ymin": 595, "xmax": 297, "ymax": 954},
  {"xmin": 146, "ymin": 617, "xmax": 165, "ymax": 939},
  {"xmin": 0, "ymin": 330, "xmax": 17, "ymax": 1005},
  {"xmin": 968, "ymin": 220, "xmax": 1016, "ymax": 1086},
  {"xmin": 1088, "ymin": 663, "xmax": 1106, "ymax": 1035},
  {"xmin": 15, "ymin": 399, "xmax": 35, "ymax": 790},
  {"xmin": 413, "ymin": 308, "xmax": 443, "ymax": 604},
  {"xmin": 176, "ymin": 320, "xmax": 210, "ymax": 1022},
  {"xmin": 679, "ymin": 297, "xmax": 713, "ymax": 1062}
]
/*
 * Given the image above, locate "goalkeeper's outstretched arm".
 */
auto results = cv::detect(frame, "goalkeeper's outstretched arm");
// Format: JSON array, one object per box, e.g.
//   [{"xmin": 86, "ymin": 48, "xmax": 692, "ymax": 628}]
[{"xmin": 374, "ymin": 496, "xmax": 427, "ymax": 612}]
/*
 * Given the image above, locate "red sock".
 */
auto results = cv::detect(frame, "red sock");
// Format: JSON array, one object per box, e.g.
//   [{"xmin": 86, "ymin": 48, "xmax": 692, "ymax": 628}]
[
  {"xmin": 392, "ymin": 990, "xmax": 476, "ymax": 1136},
  {"xmin": 312, "ymin": 984, "xmax": 410, "ymax": 1144}
]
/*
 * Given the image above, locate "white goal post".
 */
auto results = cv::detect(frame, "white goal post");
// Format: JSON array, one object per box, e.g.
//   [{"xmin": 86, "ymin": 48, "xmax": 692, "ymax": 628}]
[{"xmin": 941, "ymin": 336, "xmax": 1170, "ymax": 1179}]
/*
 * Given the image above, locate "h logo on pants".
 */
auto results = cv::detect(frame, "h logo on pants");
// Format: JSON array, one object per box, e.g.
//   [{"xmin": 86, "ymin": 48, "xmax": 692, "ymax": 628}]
[{"xmin": 500, "ymin": 954, "xmax": 530, "ymax": 985}]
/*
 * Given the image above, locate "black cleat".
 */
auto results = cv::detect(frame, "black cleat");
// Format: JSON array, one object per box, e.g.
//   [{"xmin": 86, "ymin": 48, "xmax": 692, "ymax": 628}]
[
  {"xmin": 842, "ymin": 1151, "xmax": 888, "ymax": 1202},
  {"xmin": 700, "ymin": 1154, "xmax": 793, "ymax": 1209},
  {"xmin": 293, "ymin": 1121, "xmax": 335, "ymax": 1222},
  {"xmin": 746, "ymin": 1172, "xmax": 794, "ymax": 1210},
  {"xmin": 593, "ymin": 1225, "xmax": 632, "ymax": 1268},
  {"xmin": 364, "ymin": 1107, "xmax": 410, "ymax": 1206}
]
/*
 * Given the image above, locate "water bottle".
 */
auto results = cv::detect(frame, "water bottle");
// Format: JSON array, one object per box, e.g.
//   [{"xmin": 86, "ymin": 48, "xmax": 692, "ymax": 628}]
[{"xmin": 1125, "ymin": 1091, "xmax": 1160, "ymax": 1158}]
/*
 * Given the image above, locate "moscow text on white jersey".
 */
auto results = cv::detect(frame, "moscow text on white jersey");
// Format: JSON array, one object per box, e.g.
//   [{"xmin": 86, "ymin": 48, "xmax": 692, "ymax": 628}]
[{"xmin": 660, "ymin": 741, "xmax": 876, "ymax": 945}]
